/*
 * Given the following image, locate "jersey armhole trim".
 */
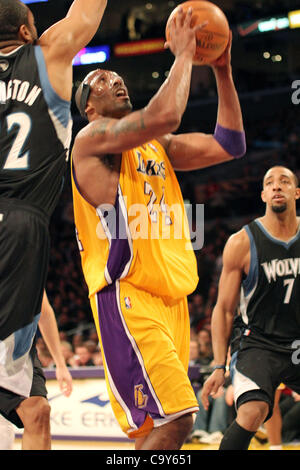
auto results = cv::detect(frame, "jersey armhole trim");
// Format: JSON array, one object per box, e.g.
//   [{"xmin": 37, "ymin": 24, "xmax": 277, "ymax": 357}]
[
  {"xmin": 34, "ymin": 45, "xmax": 71, "ymax": 128},
  {"xmin": 242, "ymin": 225, "xmax": 258, "ymax": 295}
]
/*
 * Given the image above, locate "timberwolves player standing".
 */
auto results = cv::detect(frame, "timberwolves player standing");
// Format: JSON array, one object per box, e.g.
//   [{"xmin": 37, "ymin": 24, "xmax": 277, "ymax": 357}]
[
  {"xmin": 202, "ymin": 166, "xmax": 300, "ymax": 450},
  {"xmin": 0, "ymin": 0, "xmax": 107, "ymax": 449}
]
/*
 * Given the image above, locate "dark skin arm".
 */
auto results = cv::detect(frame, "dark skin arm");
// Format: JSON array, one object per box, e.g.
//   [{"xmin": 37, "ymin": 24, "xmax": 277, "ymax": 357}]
[
  {"xmin": 74, "ymin": 8, "xmax": 201, "ymax": 156},
  {"xmin": 72, "ymin": 7, "xmax": 201, "ymax": 206},
  {"xmin": 201, "ymin": 229, "xmax": 250, "ymax": 410},
  {"xmin": 158, "ymin": 32, "xmax": 245, "ymax": 171},
  {"xmin": 73, "ymin": 19, "xmax": 244, "ymax": 207}
]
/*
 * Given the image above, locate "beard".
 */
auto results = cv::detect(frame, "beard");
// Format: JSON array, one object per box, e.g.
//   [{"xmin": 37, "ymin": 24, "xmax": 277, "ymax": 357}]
[
  {"xmin": 271, "ymin": 203, "xmax": 287, "ymax": 213},
  {"xmin": 112, "ymin": 99, "xmax": 133, "ymax": 118}
]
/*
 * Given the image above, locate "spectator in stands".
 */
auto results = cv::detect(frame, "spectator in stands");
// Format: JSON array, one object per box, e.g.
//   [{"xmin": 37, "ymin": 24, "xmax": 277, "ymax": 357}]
[
  {"xmin": 92, "ymin": 347, "xmax": 104, "ymax": 366},
  {"xmin": 190, "ymin": 352, "xmax": 232, "ymax": 445},
  {"xmin": 60, "ymin": 340, "xmax": 76, "ymax": 367},
  {"xmin": 189, "ymin": 293, "xmax": 206, "ymax": 333},
  {"xmin": 73, "ymin": 345, "xmax": 95, "ymax": 367},
  {"xmin": 280, "ymin": 390, "xmax": 300, "ymax": 444},
  {"xmin": 88, "ymin": 328, "xmax": 99, "ymax": 344},
  {"xmin": 192, "ymin": 383, "xmax": 229, "ymax": 444},
  {"xmin": 72, "ymin": 333, "xmax": 84, "ymax": 350},
  {"xmin": 197, "ymin": 328, "xmax": 214, "ymax": 366},
  {"xmin": 37, "ymin": 347, "xmax": 55, "ymax": 369},
  {"xmin": 83, "ymin": 340, "xmax": 98, "ymax": 354},
  {"xmin": 189, "ymin": 339, "xmax": 201, "ymax": 366}
]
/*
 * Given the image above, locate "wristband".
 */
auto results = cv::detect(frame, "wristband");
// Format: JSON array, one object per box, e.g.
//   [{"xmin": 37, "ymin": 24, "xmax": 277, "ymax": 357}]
[
  {"xmin": 213, "ymin": 123, "xmax": 246, "ymax": 159},
  {"xmin": 212, "ymin": 364, "xmax": 226, "ymax": 372}
]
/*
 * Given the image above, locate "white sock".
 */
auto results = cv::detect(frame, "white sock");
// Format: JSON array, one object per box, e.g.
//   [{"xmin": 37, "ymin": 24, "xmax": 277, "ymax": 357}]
[{"xmin": 269, "ymin": 445, "xmax": 283, "ymax": 450}]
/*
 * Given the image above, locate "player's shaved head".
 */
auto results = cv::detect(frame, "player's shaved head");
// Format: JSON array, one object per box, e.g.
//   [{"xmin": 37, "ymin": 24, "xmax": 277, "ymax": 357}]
[
  {"xmin": 75, "ymin": 70, "xmax": 104, "ymax": 118},
  {"xmin": 263, "ymin": 166, "xmax": 299, "ymax": 188}
]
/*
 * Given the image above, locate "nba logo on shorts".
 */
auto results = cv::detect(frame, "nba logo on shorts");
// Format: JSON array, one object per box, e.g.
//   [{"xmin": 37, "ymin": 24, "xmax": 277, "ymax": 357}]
[{"xmin": 124, "ymin": 296, "xmax": 132, "ymax": 309}]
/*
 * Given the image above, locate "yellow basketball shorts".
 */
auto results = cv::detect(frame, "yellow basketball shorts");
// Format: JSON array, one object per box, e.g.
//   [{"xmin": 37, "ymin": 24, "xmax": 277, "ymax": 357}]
[{"xmin": 90, "ymin": 280, "xmax": 199, "ymax": 439}]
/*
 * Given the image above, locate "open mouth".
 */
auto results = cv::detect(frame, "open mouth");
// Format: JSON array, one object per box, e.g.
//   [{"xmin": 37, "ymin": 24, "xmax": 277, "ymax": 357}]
[{"xmin": 116, "ymin": 89, "xmax": 128, "ymax": 98}]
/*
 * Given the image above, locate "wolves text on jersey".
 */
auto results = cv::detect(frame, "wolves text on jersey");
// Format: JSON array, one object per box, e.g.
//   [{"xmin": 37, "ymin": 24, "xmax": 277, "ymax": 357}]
[{"xmin": 261, "ymin": 257, "xmax": 300, "ymax": 283}]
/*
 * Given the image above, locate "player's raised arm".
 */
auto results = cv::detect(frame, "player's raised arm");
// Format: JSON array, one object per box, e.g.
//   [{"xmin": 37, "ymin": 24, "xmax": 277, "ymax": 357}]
[
  {"xmin": 39, "ymin": 0, "xmax": 107, "ymax": 102},
  {"xmin": 73, "ymin": 7, "xmax": 207, "ymax": 157},
  {"xmin": 160, "ymin": 32, "xmax": 246, "ymax": 171},
  {"xmin": 39, "ymin": 0, "xmax": 107, "ymax": 63}
]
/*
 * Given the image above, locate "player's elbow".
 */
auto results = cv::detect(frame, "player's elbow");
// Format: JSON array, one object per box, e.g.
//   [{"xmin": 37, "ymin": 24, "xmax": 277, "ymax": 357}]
[
  {"xmin": 144, "ymin": 99, "xmax": 182, "ymax": 134},
  {"xmin": 213, "ymin": 126, "xmax": 247, "ymax": 160},
  {"xmin": 233, "ymin": 139, "xmax": 247, "ymax": 159},
  {"xmin": 158, "ymin": 110, "xmax": 181, "ymax": 134}
]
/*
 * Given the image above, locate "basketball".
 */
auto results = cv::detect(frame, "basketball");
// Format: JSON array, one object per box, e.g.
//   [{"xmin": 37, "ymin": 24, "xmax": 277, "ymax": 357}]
[{"xmin": 165, "ymin": 1, "xmax": 230, "ymax": 65}]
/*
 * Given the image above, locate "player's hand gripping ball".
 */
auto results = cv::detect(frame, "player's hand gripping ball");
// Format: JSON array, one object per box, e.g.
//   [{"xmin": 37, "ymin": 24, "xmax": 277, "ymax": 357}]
[{"xmin": 166, "ymin": 0, "xmax": 230, "ymax": 65}]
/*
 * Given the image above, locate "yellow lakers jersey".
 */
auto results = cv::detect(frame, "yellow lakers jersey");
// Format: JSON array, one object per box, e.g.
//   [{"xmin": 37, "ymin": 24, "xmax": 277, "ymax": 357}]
[{"xmin": 71, "ymin": 139, "xmax": 198, "ymax": 298}]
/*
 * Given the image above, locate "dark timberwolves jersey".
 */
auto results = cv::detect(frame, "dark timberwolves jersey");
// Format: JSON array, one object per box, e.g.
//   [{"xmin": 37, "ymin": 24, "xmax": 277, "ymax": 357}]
[
  {"xmin": 239, "ymin": 218, "xmax": 300, "ymax": 352},
  {"xmin": 0, "ymin": 44, "xmax": 72, "ymax": 217}
]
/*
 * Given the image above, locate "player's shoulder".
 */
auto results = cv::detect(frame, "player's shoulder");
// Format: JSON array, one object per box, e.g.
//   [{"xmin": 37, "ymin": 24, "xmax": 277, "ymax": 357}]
[
  {"xmin": 226, "ymin": 227, "xmax": 250, "ymax": 251},
  {"xmin": 72, "ymin": 123, "xmax": 92, "ymax": 162},
  {"xmin": 223, "ymin": 227, "xmax": 250, "ymax": 267},
  {"xmin": 73, "ymin": 117, "xmax": 113, "ymax": 162},
  {"xmin": 76, "ymin": 117, "xmax": 113, "ymax": 141},
  {"xmin": 73, "ymin": 120, "xmax": 97, "ymax": 149}
]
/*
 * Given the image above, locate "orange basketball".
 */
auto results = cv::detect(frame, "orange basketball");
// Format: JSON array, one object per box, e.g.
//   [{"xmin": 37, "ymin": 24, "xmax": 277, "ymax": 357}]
[{"xmin": 165, "ymin": 0, "xmax": 230, "ymax": 65}]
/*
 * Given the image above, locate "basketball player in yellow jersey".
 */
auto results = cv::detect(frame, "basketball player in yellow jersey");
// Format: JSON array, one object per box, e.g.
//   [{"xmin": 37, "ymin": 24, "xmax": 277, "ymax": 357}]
[{"xmin": 72, "ymin": 7, "xmax": 246, "ymax": 449}]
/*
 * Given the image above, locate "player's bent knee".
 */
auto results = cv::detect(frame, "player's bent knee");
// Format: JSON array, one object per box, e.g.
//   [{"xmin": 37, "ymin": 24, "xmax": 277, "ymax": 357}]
[
  {"xmin": 237, "ymin": 401, "xmax": 269, "ymax": 431},
  {"xmin": 165, "ymin": 413, "xmax": 194, "ymax": 438},
  {"xmin": 161, "ymin": 413, "xmax": 194, "ymax": 447},
  {"xmin": 32, "ymin": 400, "xmax": 51, "ymax": 426},
  {"xmin": 36, "ymin": 399, "xmax": 51, "ymax": 419},
  {"xmin": 18, "ymin": 397, "xmax": 51, "ymax": 431},
  {"xmin": 178, "ymin": 412, "xmax": 194, "ymax": 433}
]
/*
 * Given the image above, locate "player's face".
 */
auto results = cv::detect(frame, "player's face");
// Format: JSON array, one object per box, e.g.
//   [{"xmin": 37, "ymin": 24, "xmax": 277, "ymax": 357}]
[
  {"xmin": 261, "ymin": 167, "xmax": 300, "ymax": 213},
  {"xmin": 87, "ymin": 69, "xmax": 132, "ymax": 118}
]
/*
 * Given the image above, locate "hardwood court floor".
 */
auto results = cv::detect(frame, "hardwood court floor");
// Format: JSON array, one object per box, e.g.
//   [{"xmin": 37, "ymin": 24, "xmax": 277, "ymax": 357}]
[{"xmin": 13, "ymin": 438, "xmax": 300, "ymax": 451}]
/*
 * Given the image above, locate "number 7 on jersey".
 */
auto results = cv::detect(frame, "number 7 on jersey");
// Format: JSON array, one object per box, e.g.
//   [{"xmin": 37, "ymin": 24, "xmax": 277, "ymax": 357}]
[{"xmin": 283, "ymin": 278, "xmax": 295, "ymax": 304}]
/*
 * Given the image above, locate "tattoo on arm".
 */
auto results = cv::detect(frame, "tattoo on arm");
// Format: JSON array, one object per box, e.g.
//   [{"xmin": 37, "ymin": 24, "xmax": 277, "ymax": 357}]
[
  {"xmin": 112, "ymin": 111, "xmax": 146, "ymax": 136},
  {"xmin": 88, "ymin": 112, "xmax": 146, "ymax": 139},
  {"xmin": 89, "ymin": 119, "xmax": 111, "ymax": 138}
]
